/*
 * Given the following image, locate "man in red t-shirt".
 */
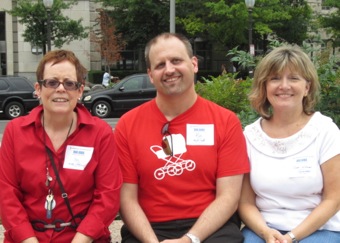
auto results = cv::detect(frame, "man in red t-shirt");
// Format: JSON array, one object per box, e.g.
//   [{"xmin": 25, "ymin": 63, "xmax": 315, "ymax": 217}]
[{"xmin": 114, "ymin": 33, "xmax": 250, "ymax": 243}]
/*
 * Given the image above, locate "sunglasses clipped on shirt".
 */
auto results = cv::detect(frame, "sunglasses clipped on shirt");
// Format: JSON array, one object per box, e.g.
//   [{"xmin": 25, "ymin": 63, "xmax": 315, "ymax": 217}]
[
  {"xmin": 161, "ymin": 122, "xmax": 174, "ymax": 157},
  {"xmin": 38, "ymin": 79, "xmax": 82, "ymax": 91}
]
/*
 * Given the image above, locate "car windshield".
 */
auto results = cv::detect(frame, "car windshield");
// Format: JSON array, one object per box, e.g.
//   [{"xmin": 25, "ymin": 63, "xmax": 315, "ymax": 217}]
[{"xmin": 111, "ymin": 82, "xmax": 118, "ymax": 88}]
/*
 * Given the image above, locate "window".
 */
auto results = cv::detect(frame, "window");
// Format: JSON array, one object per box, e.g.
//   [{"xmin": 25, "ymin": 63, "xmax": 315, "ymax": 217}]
[
  {"xmin": 123, "ymin": 77, "xmax": 143, "ymax": 90},
  {"xmin": 0, "ymin": 79, "xmax": 9, "ymax": 91}
]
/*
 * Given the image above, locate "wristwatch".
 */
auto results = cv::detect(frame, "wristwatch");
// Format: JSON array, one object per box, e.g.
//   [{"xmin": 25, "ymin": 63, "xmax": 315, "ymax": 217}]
[
  {"xmin": 287, "ymin": 231, "xmax": 299, "ymax": 243},
  {"xmin": 185, "ymin": 233, "xmax": 200, "ymax": 243}
]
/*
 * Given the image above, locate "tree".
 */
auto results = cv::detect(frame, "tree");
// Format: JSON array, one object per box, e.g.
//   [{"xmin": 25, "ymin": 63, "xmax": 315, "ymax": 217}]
[
  {"xmin": 90, "ymin": 9, "xmax": 126, "ymax": 72},
  {"xmin": 7, "ymin": 0, "xmax": 88, "ymax": 54},
  {"xmin": 319, "ymin": 0, "xmax": 340, "ymax": 47},
  {"xmin": 176, "ymin": 0, "xmax": 312, "ymax": 52},
  {"xmin": 97, "ymin": 0, "xmax": 169, "ymax": 49},
  {"xmin": 97, "ymin": 0, "xmax": 312, "ymax": 54}
]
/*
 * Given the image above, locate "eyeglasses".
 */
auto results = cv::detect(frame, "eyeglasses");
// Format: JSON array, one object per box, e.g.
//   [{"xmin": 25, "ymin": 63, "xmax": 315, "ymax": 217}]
[
  {"xmin": 39, "ymin": 79, "xmax": 81, "ymax": 91},
  {"xmin": 161, "ymin": 122, "xmax": 173, "ymax": 156}
]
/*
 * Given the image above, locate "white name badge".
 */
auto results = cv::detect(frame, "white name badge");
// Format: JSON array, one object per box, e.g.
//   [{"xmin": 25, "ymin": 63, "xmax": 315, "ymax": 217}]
[
  {"xmin": 63, "ymin": 145, "xmax": 94, "ymax": 170},
  {"xmin": 290, "ymin": 156, "xmax": 314, "ymax": 178},
  {"xmin": 186, "ymin": 124, "xmax": 214, "ymax": 146}
]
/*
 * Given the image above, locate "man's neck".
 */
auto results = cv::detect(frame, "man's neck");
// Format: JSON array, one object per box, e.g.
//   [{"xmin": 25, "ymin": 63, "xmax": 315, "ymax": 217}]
[{"xmin": 156, "ymin": 91, "xmax": 198, "ymax": 121}]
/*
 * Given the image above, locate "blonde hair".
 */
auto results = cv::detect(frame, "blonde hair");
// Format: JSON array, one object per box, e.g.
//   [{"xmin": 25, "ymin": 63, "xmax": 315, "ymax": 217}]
[{"xmin": 249, "ymin": 45, "xmax": 320, "ymax": 119}]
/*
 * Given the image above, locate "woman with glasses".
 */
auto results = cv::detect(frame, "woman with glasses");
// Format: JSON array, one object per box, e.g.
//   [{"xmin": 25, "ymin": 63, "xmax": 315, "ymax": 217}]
[
  {"xmin": 0, "ymin": 50, "xmax": 122, "ymax": 242},
  {"xmin": 239, "ymin": 45, "xmax": 340, "ymax": 243}
]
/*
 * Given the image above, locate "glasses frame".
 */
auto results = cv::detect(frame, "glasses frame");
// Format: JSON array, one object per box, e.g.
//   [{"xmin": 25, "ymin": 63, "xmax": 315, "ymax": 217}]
[
  {"xmin": 161, "ymin": 122, "xmax": 173, "ymax": 157},
  {"xmin": 38, "ymin": 79, "xmax": 82, "ymax": 91}
]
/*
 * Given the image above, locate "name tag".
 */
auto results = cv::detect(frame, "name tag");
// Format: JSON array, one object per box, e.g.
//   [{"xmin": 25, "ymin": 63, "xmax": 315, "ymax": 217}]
[
  {"xmin": 186, "ymin": 124, "xmax": 214, "ymax": 146},
  {"xmin": 64, "ymin": 145, "xmax": 94, "ymax": 170},
  {"xmin": 290, "ymin": 156, "xmax": 314, "ymax": 178}
]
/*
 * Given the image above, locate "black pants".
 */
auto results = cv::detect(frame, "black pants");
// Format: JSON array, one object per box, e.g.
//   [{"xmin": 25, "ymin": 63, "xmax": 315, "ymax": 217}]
[{"xmin": 121, "ymin": 213, "xmax": 243, "ymax": 243}]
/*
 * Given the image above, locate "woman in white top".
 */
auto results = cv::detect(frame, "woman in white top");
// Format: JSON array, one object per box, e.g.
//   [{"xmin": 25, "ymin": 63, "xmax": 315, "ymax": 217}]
[{"xmin": 239, "ymin": 45, "xmax": 340, "ymax": 243}]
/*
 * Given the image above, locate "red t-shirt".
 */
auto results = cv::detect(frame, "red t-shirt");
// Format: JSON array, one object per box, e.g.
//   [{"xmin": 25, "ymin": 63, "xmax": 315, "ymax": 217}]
[
  {"xmin": 0, "ymin": 104, "xmax": 122, "ymax": 242},
  {"xmin": 115, "ymin": 96, "xmax": 250, "ymax": 222}
]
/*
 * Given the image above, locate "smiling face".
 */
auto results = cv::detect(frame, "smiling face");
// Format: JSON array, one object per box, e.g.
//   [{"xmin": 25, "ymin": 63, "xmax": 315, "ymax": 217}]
[
  {"xmin": 35, "ymin": 60, "xmax": 83, "ymax": 115},
  {"xmin": 266, "ymin": 67, "xmax": 310, "ymax": 113},
  {"xmin": 147, "ymin": 36, "xmax": 198, "ymax": 97}
]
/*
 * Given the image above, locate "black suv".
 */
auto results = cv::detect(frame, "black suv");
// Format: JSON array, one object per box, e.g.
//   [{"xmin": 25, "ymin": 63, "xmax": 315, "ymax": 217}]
[
  {"xmin": 0, "ymin": 76, "xmax": 40, "ymax": 119},
  {"xmin": 82, "ymin": 74, "xmax": 156, "ymax": 118}
]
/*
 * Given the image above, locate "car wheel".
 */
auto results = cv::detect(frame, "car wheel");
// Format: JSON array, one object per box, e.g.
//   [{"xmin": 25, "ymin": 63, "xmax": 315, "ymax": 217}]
[
  {"xmin": 92, "ymin": 100, "xmax": 111, "ymax": 118},
  {"xmin": 5, "ymin": 101, "xmax": 25, "ymax": 119}
]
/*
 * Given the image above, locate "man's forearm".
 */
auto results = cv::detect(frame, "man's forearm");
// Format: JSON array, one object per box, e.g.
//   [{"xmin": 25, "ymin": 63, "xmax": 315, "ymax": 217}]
[
  {"xmin": 187, "ymin": 194, "xmax": 239, "ymax": 241},
  {"xmin": 188, "ymin": 175, "xmax": 243, "ymax": 241},
  {"xmin": 120, "ymin": 202, "xmax": 159, "ymax": 243}
]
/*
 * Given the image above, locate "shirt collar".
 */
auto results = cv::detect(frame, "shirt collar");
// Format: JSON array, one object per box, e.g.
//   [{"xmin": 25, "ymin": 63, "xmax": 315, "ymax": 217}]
[{"xmin": 20, "ymin": 103, "xmax": 96, "ymax": 129}]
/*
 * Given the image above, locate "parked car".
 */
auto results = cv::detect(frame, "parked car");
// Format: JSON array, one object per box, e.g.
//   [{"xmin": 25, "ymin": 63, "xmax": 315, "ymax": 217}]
[
  {"xmin": 0, "ymin": 76, "xmax": 40, "ymax": 119},
  {"xmin": 81, "ymin": 73, "xmax": 156, "ymax": 118}
]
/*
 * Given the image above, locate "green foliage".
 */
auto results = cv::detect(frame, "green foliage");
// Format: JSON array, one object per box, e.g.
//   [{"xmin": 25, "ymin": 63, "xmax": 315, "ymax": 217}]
[
  {"xmin": 96, "ymin": 0, "xmax": 169, "ymax": 48},
  {"xmin": 319, "ymin": 0, "xmax": 340, "ymax": 47},
  {"xmin": 237, "ymin": 109, "xmax": 259, "ymax": 128},
  {"xmin": 227, "ymin": 46, "xmax": 256, "ymax": 70},
  {"xmin": 96, "ymin": 0, "xmax": 312, "ymax": 53},
  {"xmin": 87, "ymin": 70, "xmax": 103, "ymax": 84},
  {"xmin": 195, "ymin": 73, "xmax": 252, "ymax": 114},
  {"xmin": 313, "ymin": 49, "xmax": 340, "ymax": 126},
  {"xmin": 199, "ymin": 38, "xmax": 340, "ymax": 128},
  {"xmin": 6, "ymin": 0, "xmax": 88, "ymax": 54},
  {"xmin": 267, "ymin": 0, "xmax": 312, "ymax": 44},
  {"xmin": 195, "ymin": 73, "xmax": 258, "ymax": 128}
]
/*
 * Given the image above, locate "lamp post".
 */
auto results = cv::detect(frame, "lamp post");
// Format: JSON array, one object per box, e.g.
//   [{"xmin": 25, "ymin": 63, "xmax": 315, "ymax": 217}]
[
  {"xmin": 245, "ymin": 0, "xmax": 255, "ymax": 77},
  {"xmin": 170, "ymin": 0, "xmax": 175, "ymax": 33},
  {"xmin": 245, "ymin": 0, "xmax": 255, "ymax": 56},
  {"xmin": 43, "ymin": 0, "xmax": 54, "ymax": 52}
]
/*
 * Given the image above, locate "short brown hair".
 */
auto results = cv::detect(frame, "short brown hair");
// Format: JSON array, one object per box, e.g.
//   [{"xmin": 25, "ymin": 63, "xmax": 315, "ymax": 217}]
[
  {"xmin": 249, "ymin": 45, "xmax": 320, "ymax": 119},
  {"xmin": 36, "ymin": 50, "xmax": 87, "ymax": 85},
  {"xmin": 144, "ymin": 33, "xmax": 193, "ymax": 69}
]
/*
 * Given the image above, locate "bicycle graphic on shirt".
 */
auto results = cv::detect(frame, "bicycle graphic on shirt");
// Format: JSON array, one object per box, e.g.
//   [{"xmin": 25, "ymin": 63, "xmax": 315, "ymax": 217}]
[{"xmin": 150, "ymin": 133, "xmax": 196, "ymax": 180}]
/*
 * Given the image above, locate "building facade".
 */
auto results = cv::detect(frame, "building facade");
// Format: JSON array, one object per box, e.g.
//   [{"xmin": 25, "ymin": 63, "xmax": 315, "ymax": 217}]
[{"xmin": 0, "ymin": 0, "xmax": 102, "ymax": 81}]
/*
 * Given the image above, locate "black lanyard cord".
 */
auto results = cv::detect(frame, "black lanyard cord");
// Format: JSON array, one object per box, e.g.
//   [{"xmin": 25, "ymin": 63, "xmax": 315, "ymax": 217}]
[{"xmin": 45, "ymin": 146, "xmax": 79, "ymax": 227}]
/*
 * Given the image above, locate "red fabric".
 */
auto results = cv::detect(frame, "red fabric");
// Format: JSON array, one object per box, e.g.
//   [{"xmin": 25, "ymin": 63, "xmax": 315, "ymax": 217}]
[
  {"xmin": 115, "ymin": 96, "xmax": 250, "ymax": 222},
  {"xmin": 0, "ymin": 104, "xmax": 122, "ymax": 242}
]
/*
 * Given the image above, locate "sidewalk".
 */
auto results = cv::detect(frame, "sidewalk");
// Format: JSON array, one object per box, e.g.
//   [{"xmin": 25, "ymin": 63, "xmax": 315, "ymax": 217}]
[{"xmin": 0, "ymin": 220, "xmax": 123, "ymax": 243}]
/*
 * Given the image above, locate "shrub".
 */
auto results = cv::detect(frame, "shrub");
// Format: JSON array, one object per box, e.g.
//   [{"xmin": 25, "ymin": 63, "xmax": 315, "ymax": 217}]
[
  {"xmin": 225, "ymin": 40, "xmax": 340, "ymax": 128},
  {"xmin": 195, "ymin": 73, "xmax": 258, "ymax": 127},
  {"xmin": 315, "ymin": 54, "xmax": 340, "ymax": 126}
]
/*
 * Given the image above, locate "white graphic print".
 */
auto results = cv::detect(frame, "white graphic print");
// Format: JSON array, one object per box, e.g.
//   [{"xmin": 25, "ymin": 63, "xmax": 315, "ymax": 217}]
[{"xmin": 150, "ymin": 133, "xmax": 196, "ymax": 180}]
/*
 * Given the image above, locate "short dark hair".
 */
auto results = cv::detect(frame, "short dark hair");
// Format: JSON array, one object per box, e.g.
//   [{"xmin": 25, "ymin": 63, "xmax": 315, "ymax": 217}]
[
  {"xmin": 36, "ymin": 50, "xmax": 87, "ymax": 85},
  {"xmin": 144, "ymin": 33, "xmax": 193, "ymax": 69}
]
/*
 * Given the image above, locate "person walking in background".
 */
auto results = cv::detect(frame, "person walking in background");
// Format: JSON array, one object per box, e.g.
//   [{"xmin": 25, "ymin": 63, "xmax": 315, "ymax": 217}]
[
  {"xmin": 239, "ymin": 45, "xmax": 340, "ymax": 243},
  {"xmin": 102, "ymin": 70, "xmax": 112, "ymax": 87},
  {"xmin": 0, "ymin": 50, "xmax": 122, "ymax": 242},
  {"xmin": 114, "ymin": 32, "xmax": 250, "ymax": 243}
]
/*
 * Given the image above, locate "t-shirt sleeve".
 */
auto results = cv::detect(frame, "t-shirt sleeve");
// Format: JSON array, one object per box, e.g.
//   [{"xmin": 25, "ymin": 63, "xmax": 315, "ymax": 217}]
[
  {"xmin": 319, "ymin": 119, "xmax": 340, "ymax": 165},
  {"xmin": 217, "ymin": 112, "xmax": 250, "ymax": 177},
  {"xmin": 114, "ymin": 119, "xmax": 139, "ymax": 183}
]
